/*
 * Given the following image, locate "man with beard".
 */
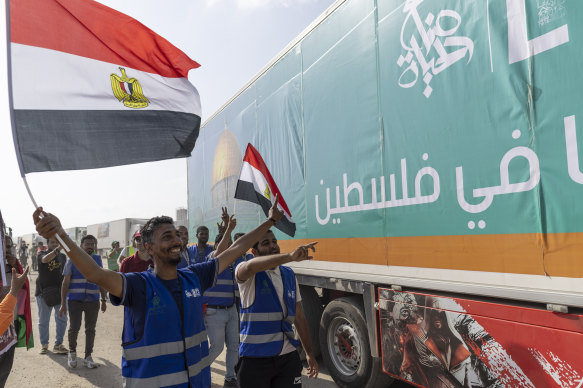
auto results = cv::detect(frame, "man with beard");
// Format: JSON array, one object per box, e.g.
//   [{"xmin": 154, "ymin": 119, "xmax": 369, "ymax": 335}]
[
  {"xmin": 176, "ymin": 225, "xmax": 190, "ymax": 268},
  {"xmin": 33, "ymin": 196, "xmax": 314, "ymax": 387},
  {"xmin": 187, "ymin": 225, "xmax": 213, "ymax": 264},
  {"xmin": 235, "ymin": 230, "xmax": 319, "ymax": 388},
  {"xmin": 60, "ymin": 235, "xmax": 107, "ymax": 369}
]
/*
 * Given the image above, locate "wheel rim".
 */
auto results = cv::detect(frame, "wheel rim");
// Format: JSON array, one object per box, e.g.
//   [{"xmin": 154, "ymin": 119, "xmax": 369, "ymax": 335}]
[{"xmin": 327, "ymin": 316, "xmax": 361, "ymax": 376}]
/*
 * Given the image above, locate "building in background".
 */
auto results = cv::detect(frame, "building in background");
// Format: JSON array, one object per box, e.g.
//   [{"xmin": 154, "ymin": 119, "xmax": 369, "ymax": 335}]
[
  {"xmin": 86, "ymin": 218, "xmax": 148, "ymax": 258},
  {"xmin": 175, "ymin": 207, "xmax": 188, "ymax": 228}
]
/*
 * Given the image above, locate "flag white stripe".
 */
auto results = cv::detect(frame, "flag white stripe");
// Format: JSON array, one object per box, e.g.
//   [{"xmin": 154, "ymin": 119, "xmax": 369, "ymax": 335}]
[
  {"xmin": 239, "ymin": 161, "xmax": 293, "ymax": 221},
  {"xmin": 11, "ymin": 43, "xmax": 200, "ymax": 115}
]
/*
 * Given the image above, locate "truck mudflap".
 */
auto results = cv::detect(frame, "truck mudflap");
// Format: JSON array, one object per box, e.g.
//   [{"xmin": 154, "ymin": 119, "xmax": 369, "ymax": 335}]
[{"xmin": 378, "ymin": 288, "xmax": 582, "ymax": 387}]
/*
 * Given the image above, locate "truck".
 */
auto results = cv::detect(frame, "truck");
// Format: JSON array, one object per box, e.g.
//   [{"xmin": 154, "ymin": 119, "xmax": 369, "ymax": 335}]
[{"xmin": 187, "ymin": 0, "xmax": 583, "ymax": 386}]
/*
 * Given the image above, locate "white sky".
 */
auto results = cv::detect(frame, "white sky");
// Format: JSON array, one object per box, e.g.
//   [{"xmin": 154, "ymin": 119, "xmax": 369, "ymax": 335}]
[{"xmin": 0, "ymin": 0, "xmax": 335, "ymax": 237}]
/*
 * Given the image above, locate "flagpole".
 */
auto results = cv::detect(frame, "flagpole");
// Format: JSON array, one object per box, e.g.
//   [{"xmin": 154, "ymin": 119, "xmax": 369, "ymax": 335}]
[{"xmin": 22, "ymin": 176, "xmax": 71, "ymax": 253}]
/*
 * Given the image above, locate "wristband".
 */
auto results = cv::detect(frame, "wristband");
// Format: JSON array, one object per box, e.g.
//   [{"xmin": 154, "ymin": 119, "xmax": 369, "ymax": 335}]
[{"xmin": 269, "ymin": 218, "xmax": 277, "ymax": 224}]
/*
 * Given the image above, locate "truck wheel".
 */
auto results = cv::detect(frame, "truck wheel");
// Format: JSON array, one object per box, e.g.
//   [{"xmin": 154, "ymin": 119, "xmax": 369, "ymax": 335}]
[
  {"xmin": 299, "ymin": 285, "xmax": 323, "ymax": 357},
  {"xmin": 320, "ymin": 296, "xmax": 393, "ymax": 388}
]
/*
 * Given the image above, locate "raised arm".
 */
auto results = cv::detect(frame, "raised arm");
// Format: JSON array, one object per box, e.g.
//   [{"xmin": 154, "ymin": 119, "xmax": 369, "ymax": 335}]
[
  {"xmin": 236, "ymin": 242, "xmax": 317, "ymax": 283},
  {"xmin": 33, "ymin": 208, "xmax": 123, "ymax": 298},
  {"xmin": 213, "ymin": 215, "xmax": 236, "ymax": 256},
  {"xmin": 215, "ymin": 195, "xmax": 284, "ymax": 274}
]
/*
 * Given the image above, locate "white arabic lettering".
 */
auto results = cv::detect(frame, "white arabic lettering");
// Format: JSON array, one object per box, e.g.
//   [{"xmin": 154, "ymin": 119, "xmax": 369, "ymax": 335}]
[
  {"xmin": 315, "ymin": 155, "xmax": 440, "ymax": 225},
  {"xmin": 564, "ymin": 115, "xmax": 583, "ymax": 184},
  {"xmin": 397, "ymin": 0, "xmax": 474, "ymax": 98},
  {"xmin": 456, "ymin": 130, "xmax": 540, "ymax": 214}
]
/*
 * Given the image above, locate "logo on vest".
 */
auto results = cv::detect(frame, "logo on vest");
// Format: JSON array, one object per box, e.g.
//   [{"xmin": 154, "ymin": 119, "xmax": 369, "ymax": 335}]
[
  {"xmin": 294, "ymin": 376, "xmax": 302, "ymax": 384},
  {"xmin": 149, "ymin": 293, "xmax": 167, "ymax": 316},
  {"xmin": 287, "ymin": 290, "xmax": 296, "ymax": 300},
  {"xmin": 185, "ymin": 288, "xmax": 201, "ymax": 298},
  {"xmin": 260, "ymin": 280, "xmax": 271, "ymax": 295}
]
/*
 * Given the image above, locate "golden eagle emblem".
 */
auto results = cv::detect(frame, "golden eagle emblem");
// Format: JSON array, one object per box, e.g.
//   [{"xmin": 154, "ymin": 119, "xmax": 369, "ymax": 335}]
[
  {"xmin": 110, "ymin": 67, "xmax": 149, "ymax": 109},
  {"xmin": 264, "ymin": 185, "xmax": 271, "ymax": 200}
]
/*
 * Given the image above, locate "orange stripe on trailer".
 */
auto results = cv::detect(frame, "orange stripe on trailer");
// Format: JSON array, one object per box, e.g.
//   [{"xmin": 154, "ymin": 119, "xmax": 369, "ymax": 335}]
[{"xmin": 278, "ymin": 232, "xmax": 583, "ymax": 278}]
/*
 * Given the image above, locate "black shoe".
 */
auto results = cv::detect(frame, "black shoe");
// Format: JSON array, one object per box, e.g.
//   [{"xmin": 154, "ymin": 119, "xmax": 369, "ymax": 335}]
[{"xmin": 224, "ymin": 378, "xmax": 238, "ymax": 387}]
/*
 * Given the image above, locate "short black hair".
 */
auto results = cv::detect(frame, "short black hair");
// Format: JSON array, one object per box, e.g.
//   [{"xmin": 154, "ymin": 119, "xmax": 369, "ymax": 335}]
[
  {"xmin": 252, "ymin": 229, "xmax": 273, "ymax": 251},
  {"xmin": 81, "ymin": 235, "xmax": 97, "ymax": 244},
  {"xmin": 196, "ymin": 226, "xmax": 209, "ymax": 234},
  {"xmin": 214, "ymin": 233, "xmax": 224, "ymax": 245},
  {"xmin": 234, "ymin": 232, "xmax": 245, "ymax": 241},
  {"xmin": 141, "ymin": 216, "xmax": 174, "ymax": 245}
]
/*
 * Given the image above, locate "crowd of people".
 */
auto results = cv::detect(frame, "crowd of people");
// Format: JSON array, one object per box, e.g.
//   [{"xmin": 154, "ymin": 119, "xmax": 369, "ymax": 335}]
[{"xmin": 0, "ymin": 196, "xmax": 318, "ymax": 387}]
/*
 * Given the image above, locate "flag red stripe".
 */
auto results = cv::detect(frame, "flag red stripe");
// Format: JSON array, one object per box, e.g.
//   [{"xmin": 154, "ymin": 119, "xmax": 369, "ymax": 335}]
[
  {"xmin": 242, "ymin": 144, "xmax": 293, "ymax": 216},
  {"xmin": 9, "ymin": 0, "xmax": 200, "ymax": 78}
]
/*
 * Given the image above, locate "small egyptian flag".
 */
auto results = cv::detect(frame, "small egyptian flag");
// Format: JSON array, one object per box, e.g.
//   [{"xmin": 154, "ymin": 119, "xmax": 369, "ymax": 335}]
[{"xmin": 235, "ymin": 144, "xmax": 296, "ymax": 237}]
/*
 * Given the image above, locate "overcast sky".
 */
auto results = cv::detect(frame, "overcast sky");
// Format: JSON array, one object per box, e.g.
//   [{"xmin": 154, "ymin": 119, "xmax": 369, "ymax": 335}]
[{"xmin": 0, "ymin": 0, "xmax": 336, "ymax": 237}]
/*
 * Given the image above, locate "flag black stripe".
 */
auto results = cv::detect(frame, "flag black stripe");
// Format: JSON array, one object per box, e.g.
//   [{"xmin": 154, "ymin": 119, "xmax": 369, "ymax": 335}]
[
  {"xmin": 235, "ymin": 180, "xmax": 296, "ymax": 237},
  {"xmin": 13, "ymin": 109, "xmax": 200, "ymax": 173}
]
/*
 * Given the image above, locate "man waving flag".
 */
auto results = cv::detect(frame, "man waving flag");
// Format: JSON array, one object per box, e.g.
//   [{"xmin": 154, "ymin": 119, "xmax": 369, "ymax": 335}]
[
  {"xmin": 7, "ymin": 0, "xmax": 201, "ymax": 174},
  {"xmin": 235, "ymin": 143, "xmax": 296, "ymax": 237}
]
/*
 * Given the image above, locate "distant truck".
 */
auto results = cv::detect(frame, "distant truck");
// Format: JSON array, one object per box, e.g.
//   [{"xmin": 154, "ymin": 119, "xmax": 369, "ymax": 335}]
[{"xmin": 188, "ymin": 0, "xmax": 582, "ymax": 386}]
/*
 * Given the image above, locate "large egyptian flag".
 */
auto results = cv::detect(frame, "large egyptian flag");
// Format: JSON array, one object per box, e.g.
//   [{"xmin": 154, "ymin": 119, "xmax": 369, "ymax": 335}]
[
  {"xmin": 235, "ymin": 144, "xmax": 296, "ymax": 237},
  {"xmin": 7, "ymin": 0, "xmax": 201, "ymax": 174}
]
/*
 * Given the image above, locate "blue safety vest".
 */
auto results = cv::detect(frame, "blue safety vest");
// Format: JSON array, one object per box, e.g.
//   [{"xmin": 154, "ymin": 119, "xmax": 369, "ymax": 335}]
[
  {"xmin": 239, "ymin": 266, "xmax": 300, "ymax": 357},
  {"xmin": 202, "ymin": 253, "xmax": 251, "ymax": 306},
  {"xmin": 68, "ymin": 255, "xmax": 102, "ymax": 302},
  {"xmin": 187, "ymin": 244, "xmax": 214, "ymax": 264},
  {"xmin": 121, "ymin": 269, "xmax": 210, "ymax": 388}
]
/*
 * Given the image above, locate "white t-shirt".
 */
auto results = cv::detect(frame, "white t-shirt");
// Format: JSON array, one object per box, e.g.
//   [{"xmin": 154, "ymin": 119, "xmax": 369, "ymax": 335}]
[{"xmin": 235, "ymin": 265, "xmax": 302, "ymax": 355}]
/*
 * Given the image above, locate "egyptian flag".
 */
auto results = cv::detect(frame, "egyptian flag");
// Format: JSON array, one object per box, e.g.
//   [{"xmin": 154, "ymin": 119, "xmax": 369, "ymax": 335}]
[
  {"xmin": 7, "ymin": 0, "xmax": 201, "ymax": 174},
  {"xmin": 235, "ymin": 144, "xmax": 296, "ymax": 237}
]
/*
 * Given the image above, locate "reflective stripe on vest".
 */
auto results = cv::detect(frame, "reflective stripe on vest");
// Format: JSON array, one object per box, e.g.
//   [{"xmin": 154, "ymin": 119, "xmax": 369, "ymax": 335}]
[
  {"xmin": 239, "ymin": 266, "xmax": 300, "ymax": 357},
  {"xmin": 121, "ymin": 269, "xmax": 210, "ymax": 388},
  {"xmin": 68, "ymin": 255, "xmax": 101, "ymax": 301},
  {"xmin": 202, "ymin": 255, "xmax": 245, "ymax": 306}
]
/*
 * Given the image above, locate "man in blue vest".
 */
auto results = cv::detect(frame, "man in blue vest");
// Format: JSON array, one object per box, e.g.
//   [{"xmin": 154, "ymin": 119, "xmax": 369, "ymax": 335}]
[
  {"xmin": 33, "ymin": 196, "xmax": 303, "ymax": 388},
  {"xmin": 202, "ymin": 218, "xmax": 254, "ymax": 387},
  {"xmin": 235, "ymin": 230, "xmax": 318, "ymax": 388},
  {"xmin": 59, "ymin": 234, "xmax": 107, "ymax": 369},
  {"xmin": 187, "ymin": 226, "xmax": 213, "ymax": 264}
]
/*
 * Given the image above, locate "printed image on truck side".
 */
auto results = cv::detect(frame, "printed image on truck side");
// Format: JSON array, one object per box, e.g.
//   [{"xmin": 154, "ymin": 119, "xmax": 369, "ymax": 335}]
[{"xmin": 187, "ymin": 0, "xmax": 583, "ymax": 387}]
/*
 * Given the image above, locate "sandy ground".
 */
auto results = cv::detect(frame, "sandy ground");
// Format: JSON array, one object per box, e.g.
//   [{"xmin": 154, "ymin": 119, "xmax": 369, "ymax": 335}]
[{"xmin": 6, "ymin": 271, "xmax": 342, "ymax": 388}]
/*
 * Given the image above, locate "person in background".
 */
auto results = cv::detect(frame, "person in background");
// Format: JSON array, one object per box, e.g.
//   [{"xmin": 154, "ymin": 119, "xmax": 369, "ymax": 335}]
[
  {"xmin": 117, "ymin": 232, "xmax": 138, "ymax": 267},
  {"xmin": 60, "ymin": 235, "xmax": 107, "ymax": 369},
  {"xmin": 235, "ymin": 230, "xmax": 319, "ymax": 388},
  {"xmin": 36, "ymin": 237, "xmax": 68, "ymax": 355},
  {"xmin": 177, "ymin": 225, "xmax": 190, "ymax": 269},
  {"xmin": 18, "ymin": 241, "xmax": 28, "ymax": 269},
  {"xmin": 118, "ymin": 231, "xmax": 153, "ymax": 273},
  {"xmin": 33, "ymin": 241, "xmax": 47, "ymax": 271},
  {"xmin": 203, "ymin": 215, "xmax": 246, "ymax": 387},
  {"xmin": 187, "ymin": 225, "xmax": 213, "ymax": 264},
  {"xmin": 0, "ymin": 235, "xmax": 32, "ymax": 387},
  {"xmin": 106, "ymin": 241, "xmax": 122, "ymax": 272}
]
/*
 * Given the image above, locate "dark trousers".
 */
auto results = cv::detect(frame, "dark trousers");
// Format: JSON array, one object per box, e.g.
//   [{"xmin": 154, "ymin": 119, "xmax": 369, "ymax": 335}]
[
  {"xmin": 237, "ymin": 350, "xmax": 303, "ymax": 388},
  {"xmin": 68, "ymin": 300, "xmax": 99, "ymax": 358},
  {"xmin": 0, "ymin": 345, "xmax": 16, "ymax": 388}
]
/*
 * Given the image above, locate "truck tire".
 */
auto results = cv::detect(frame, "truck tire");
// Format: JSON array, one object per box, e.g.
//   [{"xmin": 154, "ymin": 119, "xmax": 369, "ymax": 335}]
[
  {"xmin": 299, "ymin": 285, "xmax": 323, "ymax": 357},
  {"xmin": 319, "ymin": 296, "xmax": 393, "ymax": 388}
]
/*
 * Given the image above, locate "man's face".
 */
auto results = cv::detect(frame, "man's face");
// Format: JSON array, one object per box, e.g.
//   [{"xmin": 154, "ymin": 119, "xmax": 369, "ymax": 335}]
[
  {"xmin": 112, "ymin": 242, "xmax": 119, "ymax": 249},
  {"xmin": 47, "ymin": 238, "xmax": 58, "ymax": 251},
  {"xmin": 4, "ymin": 237, "xmax": 16, "ymax": 266},
  {"xmin": 254, "ymin": 231, "xmax": 280, "ymax": 256},
  {"xmin": 196, "ymin": 229, "xmax": 209, "ymax": 245},
  {"xmin": 178, "ymin": 227, "xmax": 189, "ymax": 247},
  {"xmin": 146, "ymin": 224, "xmax": 182, "ymax": 265},
  {"xmin": 134, "ymin": 236, "xmax": 144, "ymax": 252},
  {"xmin": 80, "ymin": 238, "xmax": 96, "ymax": 255}
]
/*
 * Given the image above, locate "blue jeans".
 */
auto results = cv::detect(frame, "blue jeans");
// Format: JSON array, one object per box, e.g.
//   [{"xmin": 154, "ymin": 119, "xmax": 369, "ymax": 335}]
[
  {"xmin": 36, "ymin": 296, "xmax": 67, "ymax": 346},
  {"xmin": 204, "ymin": 305, "xmax": 239, "ymax": 380}
]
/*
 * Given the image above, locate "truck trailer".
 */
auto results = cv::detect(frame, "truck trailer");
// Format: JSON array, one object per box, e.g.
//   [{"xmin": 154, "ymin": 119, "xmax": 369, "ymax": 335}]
[{"xmin": 187, "ymin": 0, "xmax": 583, "ymax": 386}]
